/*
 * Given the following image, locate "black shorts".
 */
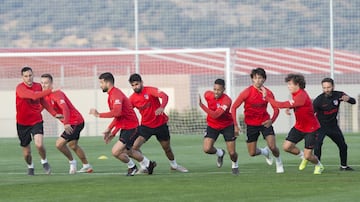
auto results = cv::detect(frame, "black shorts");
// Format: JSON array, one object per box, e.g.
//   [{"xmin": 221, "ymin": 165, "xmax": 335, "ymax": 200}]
[
  {"xmin": 246, "ymin": 125, "xmax": 275, "ymax": 143},
  {"xmin": 60, "ymin": 122, "xmax": 84, "ymax": 142},
  {"xmin": 118, "ymin": 127, "xmax": 139, "ymax": 150},
  {"xmin": 16, "ymin": 122, "xmax": 44, "ymax": 147},
  {"xmin": 138, "ymin": 124, "xmax": 170, "ymax": 142},
  {"xmin": 204, "ymin": 125, "xmax": 236, "ymax": 142},
  {"xmin": 286, "ymin": 127, "xmax": 318, "ymax": 149}
]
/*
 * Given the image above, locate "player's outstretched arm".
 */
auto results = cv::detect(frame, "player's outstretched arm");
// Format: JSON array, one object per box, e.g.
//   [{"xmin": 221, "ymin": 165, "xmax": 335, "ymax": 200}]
[
  {"xmin": 94, "ymin": 103, "xmax": 123, "ymax": 118},
  {"xmin": 341, "ymin": 94, "xmax": 356, "ymax": 104},
  {"xmin": 199, "ymin": 96, "xmax": 228, "ymax": 119},
  {"xmin": 89, "ymin": 108, "xmax": 100, "ymax": 117},
  {"xmin": 17, "ymin": 85, "xmax": 52, "ymax": 100},
  {"xmin": 40, "ymin": 98, "xmax": 57, "ymax": 116},
  {"xmin": 260, "ymin": 86, "xmax": 305, "ymax": 109}
]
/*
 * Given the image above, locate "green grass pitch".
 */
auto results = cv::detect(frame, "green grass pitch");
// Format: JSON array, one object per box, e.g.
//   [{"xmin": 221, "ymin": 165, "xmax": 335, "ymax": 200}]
[{"xmin": 0, "ymin": 133, "xmax": 359, "ymax": 202}]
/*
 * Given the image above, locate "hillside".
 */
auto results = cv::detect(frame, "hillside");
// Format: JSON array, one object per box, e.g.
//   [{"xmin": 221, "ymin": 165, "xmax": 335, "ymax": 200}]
[{"xmin": 0, "ymin": 0, "xmax": 359, "ymax": 52}]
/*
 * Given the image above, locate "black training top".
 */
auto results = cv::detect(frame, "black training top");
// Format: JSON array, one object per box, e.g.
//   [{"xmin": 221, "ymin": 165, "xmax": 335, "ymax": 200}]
[{"xmin": 313, "ymin": 91, "xmax": 356, "ymax": 126}]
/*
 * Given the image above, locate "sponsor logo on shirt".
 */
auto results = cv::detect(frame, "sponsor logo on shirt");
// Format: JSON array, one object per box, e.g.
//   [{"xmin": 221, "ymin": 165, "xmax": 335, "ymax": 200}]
[
  {"xmin": 59, "ymin": 99, "xmax": 65, "ymax": 105},
  {"xmin": 114, "ymin": 99, "xmax": 121, "ymax": 105},
  {"xmin": 144, "ymin": 94, "xmax": 149, "ymax": 99}
]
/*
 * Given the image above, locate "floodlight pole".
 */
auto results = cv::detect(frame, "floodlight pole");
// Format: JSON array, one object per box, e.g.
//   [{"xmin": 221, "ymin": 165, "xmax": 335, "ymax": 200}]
[
  {"xmin": 134, "ymin": 0, "xmax": 140, "ymax": 73},
  {"xmin": 225, "ymin": 48, "xmax": 232, "ymax": 98},
  {"xmin": 329, "ymin": 0, "xmax": 334, "ymax": 79}
]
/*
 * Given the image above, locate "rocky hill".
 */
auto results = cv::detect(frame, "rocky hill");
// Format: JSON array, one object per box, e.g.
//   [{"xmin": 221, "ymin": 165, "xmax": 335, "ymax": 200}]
[{"xmin": 0, "ymin": 0, "xmax": 358, "ymax": 52}]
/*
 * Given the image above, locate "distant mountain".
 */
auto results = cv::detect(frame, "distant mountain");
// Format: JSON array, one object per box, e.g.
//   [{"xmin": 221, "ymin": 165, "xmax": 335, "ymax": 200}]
[{"xmin": 0, "ymin": 0, "xmax": 358, "ymax": 52}]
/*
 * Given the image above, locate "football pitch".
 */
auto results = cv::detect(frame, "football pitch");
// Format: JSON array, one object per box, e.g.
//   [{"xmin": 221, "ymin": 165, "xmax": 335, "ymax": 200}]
[{"xmin": 0, "ymin": 134, "xmax": 359, "ymax": 202}]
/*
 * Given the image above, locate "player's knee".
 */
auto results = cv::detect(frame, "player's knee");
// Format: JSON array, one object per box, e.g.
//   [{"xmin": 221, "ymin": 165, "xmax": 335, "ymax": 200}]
[
  {"xmin": 111, "ymin": 151, "xmax": 118, "ymax": 157},
  {"xmin": 203, "ymin": 145, "xmax": 212, "ymax": 154},
  {"xmin": 282, "ymin": 144, "xmax": 291, "ymax": 152},
  {"xmin": 337, "ymin": 144, "xmax": 348, "ymax": 152},
  {"xmin": 268, "ymin": 145, "xmax": 277, "ymax": 152},
  {"xmin": 303, "ymin": 153, "xmax": 312, "ymax": 161},
  {"xmin": 112, "ymin": 148, "xmax": 123, "ymax": 157},
  {"xmin": 35, "ymin": 143, "xmax": 44, "ymax": 150},
  {"xmin": 68, "ymin": 142, "xmax": 78, "ymax": 150},
  {"xmin": 132, "ymin": 144, "xmax": 140, "ymax": 151},
  {"xmin": 229, "ymin": 151, "xmax": 237, "ymax": 158},
  {"xmin": 55, "ymin": 142, "xmax": 62, "ymax": 150}
]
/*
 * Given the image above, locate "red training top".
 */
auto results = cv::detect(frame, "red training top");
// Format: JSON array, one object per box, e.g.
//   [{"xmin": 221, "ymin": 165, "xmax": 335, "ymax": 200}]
[
  {"xmin": 16, "ymin": 82, "xmax": 52, "ymax": 126},
  {"xmin": 266, "ymin": 89, "xmax": 320, "ymax": 133},
  {"xmin": 43, "ymin": 90, "xmax": 84, "ymax": 125},
  {"xmin": 129, "ymin": 86, "xmax": 168, "ymax": 128},
  {"xmin": 99, "ymin": 87, "xmax": 139, "ymax": 130},
  {"xmin": 200, "ymin": 91, "xmax": 233, "ymax": 130},
  {"xmin": 231, "ymin": 86, "xmax": 279, "ymax": 126}
]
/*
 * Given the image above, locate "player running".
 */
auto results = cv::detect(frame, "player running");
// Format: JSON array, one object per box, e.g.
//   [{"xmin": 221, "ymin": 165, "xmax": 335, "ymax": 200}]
[
  {"xmin": 40, "ymin": 73, "xmax": 93, "ymax": 174},
  {"xmin": 89, "ymin": 72, "xmax": 156, "ymax": 176},
  {"xmin": 199, "ymin": 79, "xmax": 239, "ymax": 175},
  {"xmin": 313, "ymin": 77, "xmax": 355, "ymax": 171},
  {"xmin": 260, "ymin": 73, "xmax": 324, "ymax": 174},
  {"xmin": 230, "ymin": 68, "xmax": 284, "ymax": 173},
  {"xmin": 128, "ymin": 73, "xmax": 188, "ymax": 173},
  {"xmin": 16, "ymin": 67, "xmax": 54, "ymax": 175}
]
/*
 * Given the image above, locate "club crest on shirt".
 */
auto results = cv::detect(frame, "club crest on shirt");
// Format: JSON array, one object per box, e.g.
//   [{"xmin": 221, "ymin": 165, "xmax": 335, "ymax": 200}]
[
  {"xmin": 144, "ymin": 94, "xmax": 149, "ymax": 99},
  {"xmin": 220, "ymin": 105, "xmax": 228, "ymax": 111},
  {"xmin": 59, "ymin": 99, "xmax": 65, "ymax": 104},
  {"xmin": 333, "ymin": 99, "xmax": 339, "ymax": 106},
  {"xmin": 216, "ymin": 103, "xmax": 220, "ymax": 108}
]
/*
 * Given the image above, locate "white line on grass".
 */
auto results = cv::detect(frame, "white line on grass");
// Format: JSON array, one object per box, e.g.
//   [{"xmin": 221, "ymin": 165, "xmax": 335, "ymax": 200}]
[{"xmin": 2, "ymin": 164, "xmax": 358, "ymax": 176}]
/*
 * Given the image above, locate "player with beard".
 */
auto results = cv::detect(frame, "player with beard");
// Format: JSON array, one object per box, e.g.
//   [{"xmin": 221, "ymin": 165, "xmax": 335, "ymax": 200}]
[
  {"xmin": 199, "ymin": 79, "xmax": 239, "ymax": 175},
  {"xmin": 89, "ymin": 72, "xmax": 156, "ymax": 176},
  {"xmin": 128, "ymin": 73, "xmax": 188, "ymax": 173},
  {"xmin": 313, "ymin": 77, "xmax": 355, "ymax": 171}
]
